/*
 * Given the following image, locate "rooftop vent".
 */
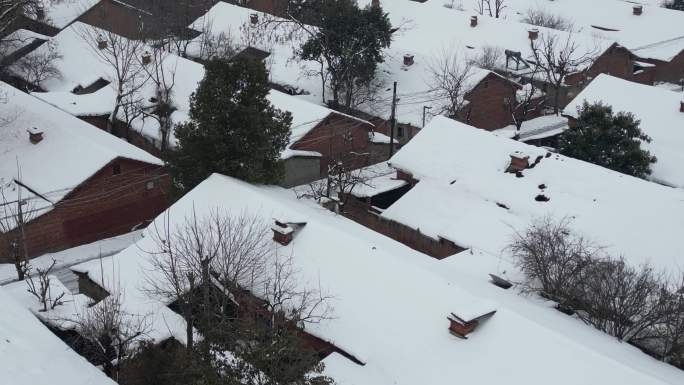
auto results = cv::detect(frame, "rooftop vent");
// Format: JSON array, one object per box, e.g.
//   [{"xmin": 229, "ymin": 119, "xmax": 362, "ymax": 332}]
[
  {"xmin": 507, "ymin": 151, "xmax": 530, "ymax": 173},
  {"xmin": 470, "ymin": 15, "xmax": 478, "ymax": 27},
  {"xmin": 633, "ymin": 5, "xmax": 643, "ymax": 15},
  {"xmin": 250, "ymin": 13, "xmax": 259, "ymax": 25},
  {"xmin": 528, "ymin": 28, "xmax": 539, "ymax": 40},
  {"xmin": 28, "ymin": 127, "xmax": 44, "ymax": 144},
  {"xmin": 447, "ymin": 310, "xmax": 496, "ymax": 339},
  {"xmin": 403, "ymin": 54, "xmax": 414, "ymax": 66}
]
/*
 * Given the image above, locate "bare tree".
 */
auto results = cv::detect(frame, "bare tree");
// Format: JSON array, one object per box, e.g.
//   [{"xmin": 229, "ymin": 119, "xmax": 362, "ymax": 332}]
[
  {"xmin": 523, "ymin": 8, "xmax": 572, "ymax": 31},
  {"xmin": 13, "ymin": 40, "xmax": 61, "ymax": 89},
  {"xmin": 471, "ymin": 45, "xmax": 503, "ymax": 71},
  {"xmin": 25, "ymin": 258, "xmax": 65, "ymax": 312},
  {"xmin": 0, "ymin": 0, "xmax": 39, "ymax": 39},
  {"xmin": 139, "ymin": 44, "xmax": 177, "ymax": 152},
  {"xmin": 0, "ymin": 180, "xmax": 37, "ymax": 281},
  {"xmin": 476, "ymin": 0, "xmax": 506, "ymax": 18},
  {"xmin": 504, "ymin": 76, "xmax": 544, "ymax": 139},
  {"xmin": 428, "ymin": 50, "xmax": 474, "ymax": 119},
  {"xmin": 72, "ymin": 292, "xmax": 150, "ymax": 380},
  {"xmin": 660, "ymin": 275, "xmax": 684, "ymax": 367},
  {"xmin": 192, "ymin": 17, "xmax": 236, "ymax": 61},
  {"xmin": 529, "ymin": 32, "xmax": 597, "ymax": 114},
  {"xmin": 78, "ymin": 26, "xmax": 149, "ymax": 133}
]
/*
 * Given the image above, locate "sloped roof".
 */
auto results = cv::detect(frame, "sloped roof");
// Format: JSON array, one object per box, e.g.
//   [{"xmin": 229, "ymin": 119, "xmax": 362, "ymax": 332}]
[
  {"xmin": 73, "ymin": 172, "xmax": 684, "ymax": 385},
  {"xmin": 387, "ymin": 115, "xmax": 684, "ymax": 272},
  {"xmin": 564, "ymin": 74, "xmax": 684, "ymax": 188}
]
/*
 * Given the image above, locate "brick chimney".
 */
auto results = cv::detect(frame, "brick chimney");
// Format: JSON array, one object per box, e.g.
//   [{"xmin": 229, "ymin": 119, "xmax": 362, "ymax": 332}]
[
  {"xmin": 250, "ymin": 13, "xmax": 259, "ymax": 25},
  {"xmin": 528, "ymin": 28, "xmax": 539, "ymax": 41},
  {"xmin": 680, "ymin": 100, "xmax": 684, "ymax": 113},
  {"xmin": 272, "ymin": 220, "xmax": 294, "ymax": 246},
  {"xmin": 508, "ymin": 151, "xmax": 530, "ymax": 172},
  {"xmin": 403, "ymin": 54, "xmax": 414, "ymax": 66},
  {"xmin": 470, "ymin": 15, "xmax": 478, "ymax": 27},
  {"xmin": 141, "ymin": 52, "xmax": 151, "ymax": 65},
  {"xmin": 633, "ymin": 5, "xmax": 643, "ymax": 15},
  {"xmin": 447, "ymin": 311, "xmax": 496, "ymax": 339},
  {"xmin": 97, "ymin": 37, "xmax": 107, "ymax": 50},
  {"xmin": 28, "ymin": 127, "xmax": 44, "ymax": 144}
]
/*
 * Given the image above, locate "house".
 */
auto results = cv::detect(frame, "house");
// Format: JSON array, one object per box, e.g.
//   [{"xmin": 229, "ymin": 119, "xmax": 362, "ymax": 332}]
[
  {"xmin": 267, "ymin": 90, "xmax": 391, "ymax": 187},
  {"xmin": 68, "ymin": 172, "xmax": 684, "ymax": 385},
  {"xmin": 77, "ymin": 0, "xmax": 218, "ymax": 40},
  {"xmin": 0, "ymin": 82, "xmax": 169, "ymax": 261},
  {"xmin": 563, "ymin": 73, "xmax": 684, "ymax": 188},
  {"xmin": 354, "ymin": 115, "xmax": 684, "ymax": 272},
  {"xmin": 7, "ymin": 0, "xmax": 99, "ymax": 37},
  {"xmin": 422, "ymin": 0, "xmax": 684, "ymax": 84},
  {"xmin": 0, "ymin": 285, "xmax": 117, "ymax": 385},
  {"xmin": 187, "ymin": 2, "xmax": 533, "ymax": 143}
]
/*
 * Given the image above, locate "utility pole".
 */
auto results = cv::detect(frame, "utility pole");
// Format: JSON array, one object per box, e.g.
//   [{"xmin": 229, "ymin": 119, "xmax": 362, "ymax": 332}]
[
  {"xmin": 422, "ymin": 105, "xmax": 432, "ymax": 128},
  {"xmin": 389, "ymin": 81, "xmax": 397, "ymax": 158}
]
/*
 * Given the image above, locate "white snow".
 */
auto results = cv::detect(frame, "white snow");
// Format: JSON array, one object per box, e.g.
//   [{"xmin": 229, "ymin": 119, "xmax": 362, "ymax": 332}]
[
  {"xmin": 33, "ymin": 0, "xmax": 99, "ymax": 29},
  {"xmin": 71, "ymin": 172, "xmax": 684, "ymax": 385},
  {"xmin": 0, "ymin": 81, "xmax": 161, "ymax": 226},
  {"xmin": 386, "ymin": 115, "xmax": 684, "ymax": 272},
  {"xmin": 0, "ymin": 285, "xmax": 115, "ymax": 385},
  {"xmin": 493, "ymin": 114, "xmax": 569, "ymax": 141},
  {"xmin": 563, "ymin": 74, "xmax": 684, "ymax": 188}
]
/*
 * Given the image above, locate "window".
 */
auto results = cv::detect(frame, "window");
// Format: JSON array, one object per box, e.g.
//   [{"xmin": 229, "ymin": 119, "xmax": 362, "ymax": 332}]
[
  {"xmin": 112, "ymin": 163, "xmax": 121, "ymax": 175},
  {"xmin": 397, "ymin": 125, "xmax": 405, "ymax": 138}
]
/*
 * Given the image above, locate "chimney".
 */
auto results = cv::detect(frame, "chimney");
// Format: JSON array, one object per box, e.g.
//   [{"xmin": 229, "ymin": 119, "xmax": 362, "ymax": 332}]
[
  {"xmin": 470, "ymin": 15, "xmax": 478, "ymax": 27},
  {"xmin": 528, "ymin": 28, "xmax": 539, "ymax": 41},
  {"xmin": 272, "ymin": 220, "xmax": 294, "ymax": 246},
  {"xmin": 508, "ymin": 151, "xmax": 530, "ymax": 172},
  {"xmin": 141, "ymin": 52, "xmax": 151, "ymax": 65},
  {"xmin": 371, "ymin": 0, "xmax": 380, "ymax": 8},
  {"xmin": 403, "ymin": 54, "xmax": 414, "ymax": 66},
  {"xmin": 680, "ymin": 100, "xmax": 684, "ymax": 113},
  {"xmin": 97, "ymin": 37, "xmax": 107, "ymax": 50},
  {"xmin": 28, "ymin": 127, "xmax": 44, "ymax": 144},
  {"xmin": 447, "ymin": 311, "xmax": 496, "ymax": 339},
  {"xmin": 633, "ymin": 5, "xmax": 643, "ymax": 15},
  {"xmin": 250, "ymin": 13, "xmax": 259, "ymax": 25}
]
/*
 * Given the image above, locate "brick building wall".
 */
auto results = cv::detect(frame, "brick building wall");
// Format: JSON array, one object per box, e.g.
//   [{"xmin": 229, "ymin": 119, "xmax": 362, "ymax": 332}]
[
  {"xmin": 0, "ymin": 158, "xmax": 170, "ymax": 262},
  {"xmin": 638, "ymin": 50, "xmax": 684, "ymax": 84},
  {"xmin": 460, "ymin": 72, "xmax": 522, "ymax": 131},
  {"xmin": 290, "ymin": 113, "xmax": 378, "ymax": 176}
]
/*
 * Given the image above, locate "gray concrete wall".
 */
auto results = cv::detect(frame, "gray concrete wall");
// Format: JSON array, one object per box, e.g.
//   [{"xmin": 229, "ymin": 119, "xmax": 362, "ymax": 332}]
[{"xmin": 281, "ymin": 157, "xmax": 321, "ymax": 188}]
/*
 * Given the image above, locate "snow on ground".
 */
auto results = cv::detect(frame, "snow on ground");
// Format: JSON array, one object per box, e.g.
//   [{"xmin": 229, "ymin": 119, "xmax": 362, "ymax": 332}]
[
  {"xmin": 0, "ymin": 81, "xmax": 161, "ymax": 228},
  {"xmin": 564, "ymin": 74, "xmax": 684, "ymax": 188},
  {"xmin": 493, "ymin": 114, "xmax": 569, "ymax": 141},
  {"xmin": 386, "ymin": 115, "xmax": 684, "ymax": 272},
  {"xmin": 0, "ymin": 230, "xmax": 143, "ymax": 285},
  {"xmin": 0, "ymin": 285, "xmax": 115, "ymax": 385},
  {"xmin": 72, "ymin": 173, "xmax": 684, "ymax": 385},
  {"xmin": 423, "ymin": 0, "xmax": 684, "ymax": 61}
]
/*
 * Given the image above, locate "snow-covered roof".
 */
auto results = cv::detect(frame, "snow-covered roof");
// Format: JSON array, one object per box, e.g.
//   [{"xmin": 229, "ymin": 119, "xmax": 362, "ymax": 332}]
[
  {"xmin": 20, "ymin": 22, "xmax": 205, "ymax": 146},
  {"xmin": 387, "ymin": 115, "xmax": 684, "ymax": 272},
  {"xmin": 493, "ymin": 114, "xmax": 569, "ymax": 141},
  {"xmin": 563, "ymin": 74, "xmax": 684, "ymax": 188},
  {"xmin": 266, "ymin": 90, "xmax": 373, "ymax": 159},
  {"xmin": 0, "ymin": 81, "xmax": 161, "ymax": 222},
  {"xmin": 421, "ymin": 0, "xmax": 684, "ymax": 61},
  {"xmin": 188, "ymin": 2, "xmax": 505, "ymax": 128},
  {"xmin": 0, "ymin": 285, "xmax": 116, "ymax": 385},
  {"xmin": 71, "ymin": 172, "xmax": 684, "ymax": 385},
  {"xmin": 31, "ymin": 0, "xmax": 99, "ymax": 29}
]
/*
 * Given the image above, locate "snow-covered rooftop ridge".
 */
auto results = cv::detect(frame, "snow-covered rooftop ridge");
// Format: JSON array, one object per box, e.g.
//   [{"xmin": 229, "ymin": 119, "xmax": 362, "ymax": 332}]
[
  {"xmin": 0, "ymin": 285, "xmax": 116, "ymax": 385},
  {"xmin": 73, "ymin": 172, "xmax": 684, "ymax": 385},
  {"xmin": 387, "ymin": 115, "xmax": 684, "ymax": 272},
  {"xmin": 0, "ymin": 81, "xmax": 161, "ymax": 216},
  {"xmin": 563, "ymin": 74, "xmax": 684, "ymax": 188},
  {"xmin": 422, "ymin": 0, "xmax": 684, "ymax": 61},
  {"xmin": 32, "ymin": 0, "xmax": 99, "ymax": 29}
]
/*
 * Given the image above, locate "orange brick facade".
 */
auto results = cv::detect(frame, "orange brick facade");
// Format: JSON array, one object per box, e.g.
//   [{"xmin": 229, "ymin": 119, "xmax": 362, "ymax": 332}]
[{"xmin": 0, "ymin": 158, "xmax": 170, "ymax": 262}]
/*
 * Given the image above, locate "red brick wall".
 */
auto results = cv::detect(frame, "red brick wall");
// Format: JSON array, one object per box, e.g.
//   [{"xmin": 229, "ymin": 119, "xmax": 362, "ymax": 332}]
[
  {"xmin": 460, "ymin": 73, "xmax": 520, "ymax": 131},
  {"xmin": 638, "ymin": 50, "xmax": 684, "ymax": 84},
  {"xmin": 0, "ymin": 158, "xmax": 170, "ymax": 261},
  {"xmin": 290, "ymin": 114, "xmax": 375, "ymax": 176}
]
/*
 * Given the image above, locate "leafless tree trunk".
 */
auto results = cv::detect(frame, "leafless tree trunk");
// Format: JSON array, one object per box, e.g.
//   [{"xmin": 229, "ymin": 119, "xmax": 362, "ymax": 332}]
[
  {"xmin": 77, "ymin": 25, "xmax": 149, "ymax": 133},
  {"xmin": 428, "ymin": 50, "xmax": 474, "ymax": 120},
  {"xmin": 139, "ymin": 43, "xmax": 177, "ymax": 152},
  {"xmin": 504, "ymin": 70, "xmax": 544, "ymax": 139},
  {"xmin": 528, "ymin": 32, "xmax": 597, "ymax": 114},
  {"xmin": 476, "ymin": 0, "xmax": 506, "ymax": 18},
  {"xmin": 25, "ymin": 258, "xmax": 65, "ymax": 312}
]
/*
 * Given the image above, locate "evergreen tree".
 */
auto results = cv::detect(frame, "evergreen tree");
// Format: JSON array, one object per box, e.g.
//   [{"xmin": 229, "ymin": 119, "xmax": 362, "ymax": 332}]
[
  {"xmin": 166, "ymin": 58, "xmax": 292, "ymax": 192},
  {"xmin": 297, "ymin": 0, "xmax": 392, "ymax": 108},
  {"xmin": 558, "ymin": 102, "xmax": 656, "ymax": 179}
]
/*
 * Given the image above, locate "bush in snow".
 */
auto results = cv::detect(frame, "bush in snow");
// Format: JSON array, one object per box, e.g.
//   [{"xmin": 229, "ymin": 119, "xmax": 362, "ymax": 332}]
[{"xmin": 558, "ymin": 102, "xmax": 657, "ymax": 179}]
